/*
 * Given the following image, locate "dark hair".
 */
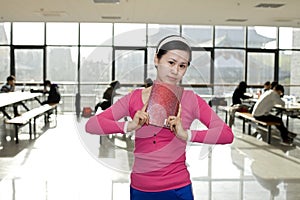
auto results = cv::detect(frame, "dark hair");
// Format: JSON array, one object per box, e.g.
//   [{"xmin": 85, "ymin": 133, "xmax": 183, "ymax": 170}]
[
  {"xmin": 44, "ymin": 80, "xmax": 51, "ymax": 86},
  {"xmin": 274, "ymin": 84, "xmax": 284, "ymax": 94},
  {"xmin": 238, "ymin": 81, "xmax": 247, "ymax": 92},
  {"xmin": 7, "ymin": 75, "xmax": 15, "ymax": 82},
  {"xmin": 271, "ymin": 81, "xmax": 278, "ymax": 89},
  {"xmin": 110, "ymin": 80, "xmax": 120, "ymax": 88},
  {"xmin": 264, "ymin": 81, "xmax": 270, "ymax": 86},
  {"xmin": 156, "ymin": 35, "xmax": 192, "ymax": 65}
]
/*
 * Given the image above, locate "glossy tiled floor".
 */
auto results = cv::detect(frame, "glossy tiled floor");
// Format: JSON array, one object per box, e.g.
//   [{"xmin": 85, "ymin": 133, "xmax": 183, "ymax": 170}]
[{"xmin": 0, "ymin": 112, "xmax": 300, "ymax": 200}]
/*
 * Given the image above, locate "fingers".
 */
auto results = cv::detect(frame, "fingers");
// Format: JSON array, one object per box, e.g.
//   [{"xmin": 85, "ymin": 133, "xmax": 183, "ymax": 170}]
[
  {"xmin": 177, "ymin": 104, "xmax": 181, "ymax": 118},
  {"xmin": 167, "ymin": 116, "xmax": 177, "ymax": 132},
  {"xmin": 142, "ymin": 101, "xmax": 148, "ymax": 112},
  {"xmin": 137, "ymin": 110, "xmax": 149, "ymax": 126}
]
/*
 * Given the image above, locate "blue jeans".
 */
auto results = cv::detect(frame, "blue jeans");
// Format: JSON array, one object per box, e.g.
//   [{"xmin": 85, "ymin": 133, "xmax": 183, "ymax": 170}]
[{"xmin": 130, "ymin": 184, "xmax": 194, "ymax": 200}]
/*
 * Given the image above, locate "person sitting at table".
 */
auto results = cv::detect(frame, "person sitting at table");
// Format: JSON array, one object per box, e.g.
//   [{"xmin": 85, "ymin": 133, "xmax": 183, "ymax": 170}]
[
  {"xmin": 232, "ymin": 81, "xmax": 252, "ymax": 105},
  {"xmin": 41, "ymin": 80, "xmax": 61, "ymax": 105},
  {"xmin": 229, "ymin": 81, "xmax": 252, "ymax": 127},
  {"xmin": 94, "ymin": 80, "xmax": 121, "ymax": 112},
  {"xmin": 252, "ymin": 84, "xmax": 295, "ymax": 145},
  {"xmin": 270, "ymin": 81, "xmax": 278, "ymax": 89},
  {"xmin": 1, "ymin": 75, "xmax": 16, "ymax": 93},
  {"xmin": 0, "ymin": 75, "xmax": 20, "ymax": 116},
  {"xmin": 32, "ymin": 80, "xmax": 61, "ymax": 105},
  {"xmin": 262, "ymin": 81, "xmax": 271, "ymax": 93}
]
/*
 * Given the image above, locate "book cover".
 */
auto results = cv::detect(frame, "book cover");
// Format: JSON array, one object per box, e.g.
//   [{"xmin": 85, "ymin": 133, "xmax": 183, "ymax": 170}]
[{"xmin": 146, "ymin": 81, "xmax": 183, "ymax": 128}]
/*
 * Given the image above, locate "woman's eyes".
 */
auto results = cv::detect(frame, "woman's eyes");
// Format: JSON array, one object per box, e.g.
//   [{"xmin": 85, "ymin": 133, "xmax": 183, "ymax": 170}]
[
  {"xmin": 167, "ymin": 61, "xmax": 187, "ymax": 69},
  {"xmin": 168, "ymin": 61, "xmax": 175, "ymax": 65}
]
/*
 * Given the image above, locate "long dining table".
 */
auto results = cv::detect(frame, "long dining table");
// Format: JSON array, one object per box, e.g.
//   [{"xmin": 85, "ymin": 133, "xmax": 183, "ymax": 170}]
[
  {"xmin": 240, "ymin": 98, "xmax": 300, "ymax": 130},
  {"xmin": 274, "ymin": 103, "xmax": 300, "ymax": 129},
  {"xmin": 0, "ymin": 91, "xmax": 43, "ymax": 119}
]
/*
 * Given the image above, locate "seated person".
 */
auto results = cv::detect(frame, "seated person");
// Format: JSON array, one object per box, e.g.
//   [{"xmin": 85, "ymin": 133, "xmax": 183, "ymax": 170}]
[
  {"xmin": 262, "ymin": 81, "xmax": 271, "ymax": 93},
  {"xmin": 1, "ymin": 75, "xmax": 19, "ymax": 116},
  {"xmin": 229, "ymin": 81, "xmax": 252, "ymax": 127},
  {"xmin": 270, "ymin": 81, "xmax": 278, "ymax": 89},
  {"xmin": 252, "ymin": 84, "xmax": 294, "ymax": 145},
  {"xmin": 42, "ymin": 80, "xmax": 61, "ymax": 105},
  {"xmin": 95, "ymin": 80, "xmax": 120, "ymax": 112},
  {"xmin": 32, "ymin": 80, "xmax": 61, "ymax": 105},
  {"xmin": 1, "ymin": 75, "xmax": 16, "ymax": 93},
  {"xmin": 232, "ymin": 81, "xmax": 251, "ymax": 105}
]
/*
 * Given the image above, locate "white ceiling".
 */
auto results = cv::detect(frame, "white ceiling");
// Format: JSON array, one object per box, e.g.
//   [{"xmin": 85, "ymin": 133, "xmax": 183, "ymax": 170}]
[{"xmin": 1, "ymin": 0, "xmax": 300, "ymax": 27}]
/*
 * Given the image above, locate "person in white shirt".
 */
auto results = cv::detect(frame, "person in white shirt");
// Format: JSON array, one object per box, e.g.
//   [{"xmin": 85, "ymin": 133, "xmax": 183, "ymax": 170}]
[{"xmin": 252, "ymin": 84, "xmax": 293, "ymax": 145}]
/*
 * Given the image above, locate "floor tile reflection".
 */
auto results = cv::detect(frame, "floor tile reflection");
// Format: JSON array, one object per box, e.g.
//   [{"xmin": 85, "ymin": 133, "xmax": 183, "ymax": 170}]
[{"xmin": 0, "ymin": 113, "xmax": 300, "ymax": 199}]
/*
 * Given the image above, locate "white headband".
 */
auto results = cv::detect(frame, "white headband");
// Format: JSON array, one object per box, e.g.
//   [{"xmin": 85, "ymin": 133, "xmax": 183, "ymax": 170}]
[{"xmin": 156, "ymin": 36, "xmax": 190, "ymax": 53}]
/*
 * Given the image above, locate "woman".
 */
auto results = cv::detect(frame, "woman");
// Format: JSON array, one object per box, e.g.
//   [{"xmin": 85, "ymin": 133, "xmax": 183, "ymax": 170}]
[
  {"xmin": 232, "ymin": 81, "xmax": 250, "ymax": 105},
  {"xmin": 85, "ymin": 35, "xmax": 233, "ymax": 200}
]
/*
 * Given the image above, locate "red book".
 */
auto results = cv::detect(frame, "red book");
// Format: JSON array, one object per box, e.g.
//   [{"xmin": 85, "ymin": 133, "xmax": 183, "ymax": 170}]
[{"xmin": 146, "ymin": 81, "xmax": 184, "ymax": 128}]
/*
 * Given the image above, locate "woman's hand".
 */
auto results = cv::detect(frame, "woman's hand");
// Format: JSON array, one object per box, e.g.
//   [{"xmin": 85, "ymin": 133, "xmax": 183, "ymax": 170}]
[
  {"xmin": 127, "ymin": 102, "xmax": 149, "ymax": 132},
  {"xmin": 167, "ymin": 105, "xmax": 188, "ymax": 141}
]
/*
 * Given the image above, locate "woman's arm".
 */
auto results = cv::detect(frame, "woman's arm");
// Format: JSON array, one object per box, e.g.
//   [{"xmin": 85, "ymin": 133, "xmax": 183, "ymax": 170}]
[
  {"xmin": 188, "ymin": 93, "xmax": 234, "ymax": 144},
  {"xmin": 85, "ymin": 91, "xmax": 132, "ymax": 135}
]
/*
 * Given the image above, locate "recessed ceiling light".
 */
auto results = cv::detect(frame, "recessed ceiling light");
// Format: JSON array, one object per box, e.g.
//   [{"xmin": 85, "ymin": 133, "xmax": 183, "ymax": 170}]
[
  {"xmin": 34, "ymin": 10, "xmax": 68, "ymax": 17},
  {"xmin": 226, "ymin": 19, "xmax": 248, "ymax": 22},
  {"xmin": 101, "ymin": 16, "xmax": 121, "ymax": 20},
  {"xmin": 255, "ymin": 3, "xmax": 285, "ymax": 8},
  {"xmin": 94, "ymin": 0, "xmax": 120, "ymax": 3}
]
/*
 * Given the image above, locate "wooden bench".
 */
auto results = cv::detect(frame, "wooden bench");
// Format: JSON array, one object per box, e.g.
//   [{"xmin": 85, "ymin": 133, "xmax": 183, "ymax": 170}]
[
  {"xmin": 5, "ymin": 103, "xmax": 57, "ymax": 143},
  {"xmin": 235, "ymin": 112, "xmax": 281, "ymax": 144}
]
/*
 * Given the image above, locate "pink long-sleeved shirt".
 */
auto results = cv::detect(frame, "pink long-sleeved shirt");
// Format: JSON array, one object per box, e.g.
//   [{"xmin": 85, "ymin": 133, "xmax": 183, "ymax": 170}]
[{"xmin": 85, "ymin": 89, "xmax": 233, "ymax": 192}]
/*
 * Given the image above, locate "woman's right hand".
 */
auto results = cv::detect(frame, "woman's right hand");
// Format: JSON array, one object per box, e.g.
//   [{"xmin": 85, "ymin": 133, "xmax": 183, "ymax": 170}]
[{"xmin": 127, "ymin": 102, "xmax": 149, "ymax": 132}]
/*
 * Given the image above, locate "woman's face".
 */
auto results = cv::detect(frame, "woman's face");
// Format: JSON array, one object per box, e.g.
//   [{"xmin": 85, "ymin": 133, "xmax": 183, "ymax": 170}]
[{"xmin": 154, "ymin": 49, "xmax": 190, "ymax": 85}]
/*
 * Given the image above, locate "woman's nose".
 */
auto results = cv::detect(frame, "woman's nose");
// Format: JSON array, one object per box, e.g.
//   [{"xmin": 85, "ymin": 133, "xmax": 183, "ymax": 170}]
[{"xmin": 170, "ymin": 65, "xmax": 179, "ymax": 74}]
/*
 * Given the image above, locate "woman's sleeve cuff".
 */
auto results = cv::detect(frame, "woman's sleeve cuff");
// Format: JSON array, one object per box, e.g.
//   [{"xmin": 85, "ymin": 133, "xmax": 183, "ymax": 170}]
[
  {"xmin": 123, "ymin": 121, "xmax": 129, "ymax": 133},
  {"xmin": 187, "ymin": 130, "xmax": 192, "ymax": 142}
]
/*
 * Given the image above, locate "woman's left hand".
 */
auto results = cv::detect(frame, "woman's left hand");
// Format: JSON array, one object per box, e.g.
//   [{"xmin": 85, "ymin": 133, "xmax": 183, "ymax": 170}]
[{"xmin": 166, "ymin": 105, "xmax": 188, "ymax": 141}]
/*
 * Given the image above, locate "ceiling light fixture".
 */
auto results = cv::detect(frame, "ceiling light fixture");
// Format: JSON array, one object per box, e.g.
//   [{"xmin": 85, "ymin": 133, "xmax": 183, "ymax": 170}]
[
  {"xmin": 255, "ymin": 3, "xmax": 285, "ymax": 8},
  {"xmin": 226, "ymin": 19, "xmax": 248, "ymax": 22},
  {"xmin": 101, "ymin": 16, "xmax": 121, "ymax": 19},
  {"xmin": 93, "ymin": 0, "xmax": 120, "ymax": 3}
]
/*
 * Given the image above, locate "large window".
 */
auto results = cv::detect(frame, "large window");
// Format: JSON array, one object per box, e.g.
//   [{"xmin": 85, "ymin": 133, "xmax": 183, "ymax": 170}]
[
  {"xmin": 147, "ymin": 48, "xmax": 156, "ymax": 81},
  {"xmin": 46, "ymin": 47, "xmax": 78, "ymax": 82},
  {"xmin": 247, "ymin": 52, "xmax": 275, "ymax": 85},
  {"xmin": 114, "ymin": 23, "xmax": 146, "ymax": 46},
  {"xmin": 80, "ymin": 47, "xmax": 112, "ymax": 83},
  {"xmin": 4, "ymin": 22, "xmax": 300, "ymax": 112},
  {"xmin": 80, "ymin": 46, "xmax": 113, "ymax": 105},
  {"xmin": 247, "ymin": 26, "xmax": 277, "ymax": 49},
  {"xmin": 183, "ymin": 50, "xmax": 211, "ymax": 85},
  {"xmin": 279, "ymin": 27, "xmax": 300, "ymax": 49},
  {"xmin": 13, "ymin": 22, "xmax": 44, "ymax": 45},
  {"xmin": 215, "ymin": 26, "xmax": 245, "ymax": 48},
  {"xmin": 147, "ymin": 24, "xmax": 180, "ymax": 46},
  {"xmin": 214, "ymin": 49, "xmax": 245, "ymax": 84},
  {"xmin": 279, "ymin": 50, "xmax": 300, "ymax": 95},
  {"xmin": 0, "ymin": 22, "xmax": 11, "ymax": 45},
  {"xmin": 80, "ymin": 23, "xmax": 112, "ymax": 46},
  {"xmin": 15, "ymin": 49, "xmax": 43, "ymax": 83},
  {"xmin": 0, "ymin": 23, "xmax": 11, "ymax": 83},
  {"xmin": 182, "ymin": 25, "xmax": 213, "ymax": 47},
  {"xmin": 46, "ymin": 23, "xmax": 78, "ymax": 45},
  {"xmin": 115, "ymin": 49, "xmax": 145, "ymax": 83},
  {"xmin": 0, "ymin": 47, "xmax": 10, "ymax": 81}
]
